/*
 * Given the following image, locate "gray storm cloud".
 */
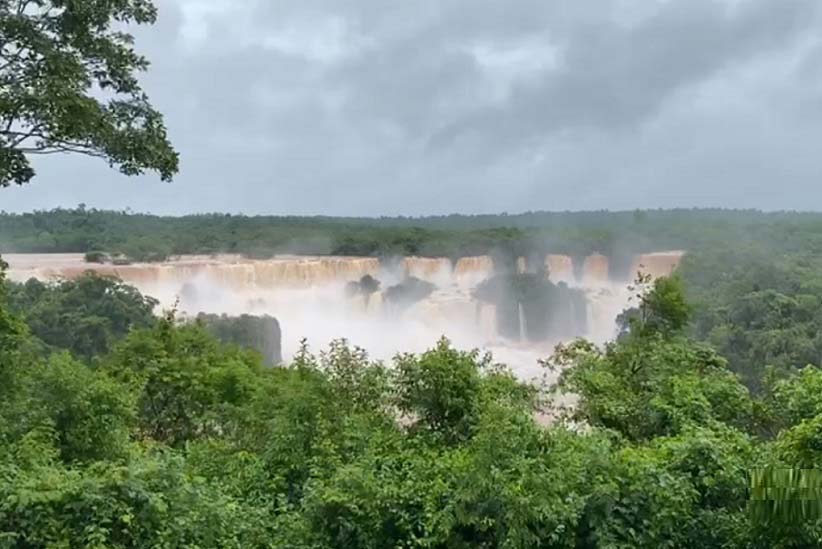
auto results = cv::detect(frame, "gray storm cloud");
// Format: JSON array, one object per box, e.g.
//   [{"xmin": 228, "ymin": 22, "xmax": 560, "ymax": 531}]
[{"xmin": 3, "ymin": 0, "xmax": 821, "ymax": 214}]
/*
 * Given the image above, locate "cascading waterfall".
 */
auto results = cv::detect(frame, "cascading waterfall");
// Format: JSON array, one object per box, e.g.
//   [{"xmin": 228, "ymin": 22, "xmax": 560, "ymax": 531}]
[
  {"xmin": 3, "ymin": 251, "xmax": 682, "ymax": 374},
  {"xmin": 628, "ymin": 251, "xmax": 685, "ymax": 280},
  {"xmin": 518, "ymin": 302, "xmax": 528, "ymax": 343},
  {"xmin": 582, "ymin": 253, "xmax": 610, "ymax": 285},
  {"xmin": 4, "ymin": 254, "xmax": 382, "ymax": 292},
  {"xmin": 477, "ymin": 302, "xmax": 497, "ymax": 342},
  {"xmin": 568, "ymin": 293, "xmax": 577, "ymax": 336},
  {"xmin": 545, "ymin": 254, "xmax": 575, "ymax": 285},
  {"xmin": 401, "ymin": 257, "xmax": 453, "ymax": 285},
  {"xmin": 366, "ymin": 291, "xmax": 383, "ymax": 315},
  {"xmin": 455, "ymin": 256, "xmax": 495, "ymax": 288}
]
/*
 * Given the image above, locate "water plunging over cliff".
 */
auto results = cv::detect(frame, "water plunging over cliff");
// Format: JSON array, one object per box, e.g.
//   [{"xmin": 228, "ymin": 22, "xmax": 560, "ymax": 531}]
[
  {"xmin": 4, "ymin": 254, "xmax": 381, "ymax": 292},
  {"xmin": 545, "ymin": 255, "xmax": 575, "ymax": 285},
  {"xmin": 3, "ymin": 251, "xmax": 683, "ymax": 379},
  {"xmin": 401, "ymin": 257, "xmax": 453, "ymax": 286},
  {"xmin": 517, "ymin": 302, "xmax": 528, "ymax": 343},
  {"xmin": 582, "ymin": 253, "xmax": 610, "ymax": 285},
  {"xmin": 455, "ymin": 256, "xmax": 495, "ymax": 288},
  {"xmin": 628, "ymin": 251, "xmax": 685, "ymax": 280}
]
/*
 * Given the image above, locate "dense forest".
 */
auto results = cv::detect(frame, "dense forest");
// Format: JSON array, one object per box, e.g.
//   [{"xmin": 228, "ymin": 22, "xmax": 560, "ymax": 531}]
[
  {"xmin": 4, "ymin": 207, "xmax": 822, "ymax": 544},
  {"xmin": 5, "ymin": 207, "xmax": 822, "ymax": 264}
]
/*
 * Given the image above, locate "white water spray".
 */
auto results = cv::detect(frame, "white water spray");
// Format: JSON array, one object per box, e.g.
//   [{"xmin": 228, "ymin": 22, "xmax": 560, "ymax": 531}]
[{"xmin": 3, "ymin": 252, "xmax": 683, "ymax": 381}]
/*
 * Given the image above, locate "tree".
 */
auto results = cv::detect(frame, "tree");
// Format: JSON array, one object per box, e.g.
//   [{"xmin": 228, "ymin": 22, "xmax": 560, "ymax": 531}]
[
  {"xmin": 0, "ymin": 0, "xmax": 178, "ymax": 186},
  {"xmin": 618, "ymin": 274, "xmax": 691, "ymax": 339},
  {"xmin": 0, "ymin": 255, "xmax": 27, "ymax": 405},
  {"xmin": 103, "ymin": 317, "xmax": 263, "ymax": 447},
  {"xmin": 394, "ymin": 340, "xmax": 483, "ymax": 444},
  {"xmin": 0, "ymin": 255, "xmax": 24, "ymax": 353},
  {"xmin": 7, "ymin": 272, "xmax": 158, "ymax": 360},
  {"xmin": 3, "ymin": 353, "xmax": 135, "ymax": 464}
]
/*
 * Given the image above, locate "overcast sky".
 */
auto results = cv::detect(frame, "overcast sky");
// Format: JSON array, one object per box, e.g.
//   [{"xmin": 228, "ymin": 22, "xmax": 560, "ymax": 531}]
[{"xmin": 4, "ymin": 0, "xmax": 822, "ymax": 215}]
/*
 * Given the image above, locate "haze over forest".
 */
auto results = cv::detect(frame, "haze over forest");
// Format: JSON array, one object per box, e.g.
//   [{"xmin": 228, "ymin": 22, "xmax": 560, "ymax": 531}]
[{"xmin": 4, "ymin": 0, "xmax": 822, "ymax": 214}]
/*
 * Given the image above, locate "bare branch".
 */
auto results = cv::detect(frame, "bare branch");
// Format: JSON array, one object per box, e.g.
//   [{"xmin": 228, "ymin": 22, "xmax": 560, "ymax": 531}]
[
  {"xmin": 2, "ymin": 125, "xmax": 45, "ymax": 147},
  {"xmin": 19, "ymin": 146, "xmax": 106, "ymax": 159}
]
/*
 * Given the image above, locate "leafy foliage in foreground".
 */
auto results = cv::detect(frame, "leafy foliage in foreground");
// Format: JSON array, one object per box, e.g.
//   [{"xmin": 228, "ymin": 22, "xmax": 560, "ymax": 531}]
[
  {"xmin": 2, "ymin": 265, "xmax": 822, "ymax": 547},
  {"xmin": 6, "ymin": 273, "xmax": 158, "ymax": 360}
]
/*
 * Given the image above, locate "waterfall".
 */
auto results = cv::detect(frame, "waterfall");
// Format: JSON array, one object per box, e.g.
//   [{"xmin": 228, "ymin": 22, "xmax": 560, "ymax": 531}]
[
  {"xmin": 401, "ymin": 257, "xmax": 453, "ymax": 286},
  {"xmin": 454, "ymin": 256, "xmax": 495, "ymax": 288},
  {"xmin": 518, "ymin": 302, "xmax": 528, "ymax": 343},
  {"xmin": 568, "ymin": 294, "xmax": 576, "ymax": 337},
  {"xmin": 5, "ymin": 252, "xmax": 680, "ymax": 295},
  {"xmin": 4, "ymin": 254, "xmax": 382, "ymax": 291},
  {"xmin": 574, "ymin": 293, "xmax": 589, "ymax": 336},
  {"xmin": 4, "ymin": 251, "xmax": 665, "ymax": 369},
  {"xmin": 545, "ymin": 254, "xmax": 575, "ymax": 285},
  {"xmin": 585, "ymin": 296, "xmax": 597, "ymax": 341},
  {"xmin": 628, "ymin": 251, "xmax": 685, "ymax": 281},
  {"xmin": 476, "ymin": 302, "xmax": 498, "ymax": 342},
  {"xmin": 366, "ymin": 292, "xmax": 384, "ymax": 315},
  {"xmin": 582, "ymin": 254, "xmax": 610, "ymax": 285}
]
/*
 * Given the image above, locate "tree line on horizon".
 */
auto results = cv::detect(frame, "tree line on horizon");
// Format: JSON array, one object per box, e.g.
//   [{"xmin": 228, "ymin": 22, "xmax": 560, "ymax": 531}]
[{"xmin": 3, "ymin": 206, "xmax": 822, "ymax": 267}]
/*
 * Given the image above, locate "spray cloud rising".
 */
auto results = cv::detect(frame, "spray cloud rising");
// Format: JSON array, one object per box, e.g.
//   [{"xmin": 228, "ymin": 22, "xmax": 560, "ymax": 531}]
[{"xmin": 3, "ymin": 252, "xmax": 683, "ymax": 381}]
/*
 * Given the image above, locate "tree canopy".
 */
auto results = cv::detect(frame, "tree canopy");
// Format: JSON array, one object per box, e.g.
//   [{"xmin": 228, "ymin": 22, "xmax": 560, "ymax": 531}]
[
  {"xmin": 1, "ymin": 261, "xmax": 822, "ymax": 546},
  {"xmin": 0, "ymin": 0, "xmax": 178, "ymax": 186},
  {"xmin": 6, "ymin": 272, "xmax": 158, "ymax": 359}
]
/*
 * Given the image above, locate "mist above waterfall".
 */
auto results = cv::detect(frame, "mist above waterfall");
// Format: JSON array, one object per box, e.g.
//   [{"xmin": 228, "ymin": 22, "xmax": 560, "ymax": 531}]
[{"xmin": 3, "ymin": 251, "xmax": 683, "ymax": 380}]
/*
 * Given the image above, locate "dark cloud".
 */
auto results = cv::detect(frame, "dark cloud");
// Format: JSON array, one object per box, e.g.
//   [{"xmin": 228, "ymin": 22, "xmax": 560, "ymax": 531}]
[
  {"xmin": 3, "ymin": 0, "xmax": 822, "ymax": 215},
  {"xmin": 431, "ymin": 0, "xmax": 818, "ymax": 147}
]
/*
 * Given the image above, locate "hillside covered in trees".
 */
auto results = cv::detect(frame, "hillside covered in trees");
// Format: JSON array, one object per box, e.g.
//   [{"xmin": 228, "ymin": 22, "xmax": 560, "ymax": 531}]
[{"xmin": 3, "ymin": 251, "xmax": 822, "ymax": 545}]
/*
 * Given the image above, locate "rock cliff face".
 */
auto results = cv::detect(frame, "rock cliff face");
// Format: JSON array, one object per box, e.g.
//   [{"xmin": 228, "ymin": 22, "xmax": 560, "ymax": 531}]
[{"xmin": 197, "ymin": 313, "xmax": 282, "ymax": 366}]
